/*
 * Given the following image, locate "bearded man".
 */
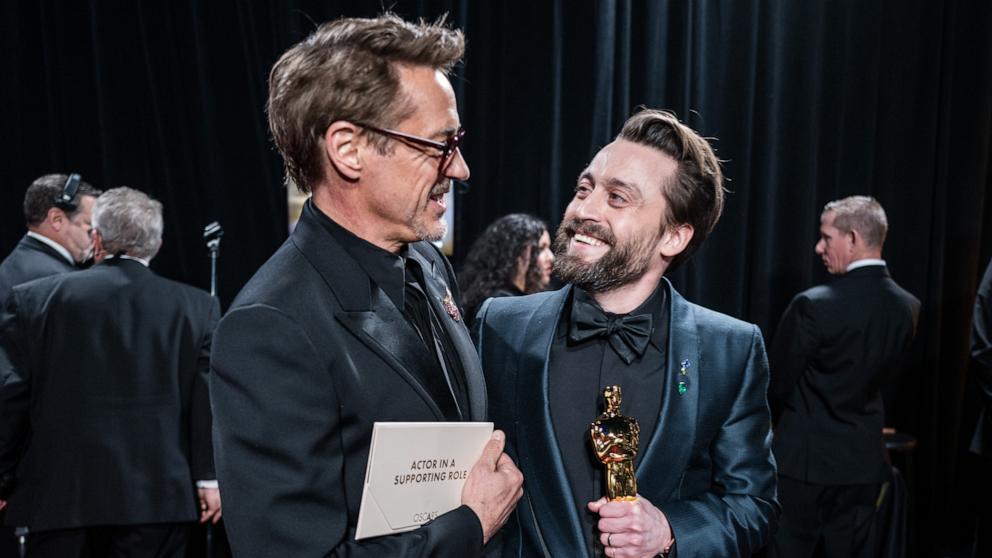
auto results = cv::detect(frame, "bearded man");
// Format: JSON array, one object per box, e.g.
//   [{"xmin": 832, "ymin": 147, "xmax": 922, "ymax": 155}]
[{"xmin": 474, "ymin": 109, "xmax": 779, "ymax": 558}]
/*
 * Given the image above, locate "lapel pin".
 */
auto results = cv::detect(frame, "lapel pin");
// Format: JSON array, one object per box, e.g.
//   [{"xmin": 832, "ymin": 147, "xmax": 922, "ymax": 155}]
[
  {"xmin": 678, "ymin": 359, "xmax": 690, "ymax": 395},
  {"xmin": 442, "ymin": 288, "xmax": 461, "ymax": 322}
]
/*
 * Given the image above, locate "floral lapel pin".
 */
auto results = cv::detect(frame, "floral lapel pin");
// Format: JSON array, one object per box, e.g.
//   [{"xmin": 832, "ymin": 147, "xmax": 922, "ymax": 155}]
[{"xmin": 441, "ymin": 287, "xmax": 461, "ymax": 322}]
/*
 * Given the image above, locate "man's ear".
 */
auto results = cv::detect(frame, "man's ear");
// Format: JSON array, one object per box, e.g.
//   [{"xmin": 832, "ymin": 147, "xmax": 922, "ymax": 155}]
[
  {"xmin": 848, "ymin": 229, "xmax": 861, "ymax": 249},
  {"xmin": 323, "ymin": 121, "xmax": 364, "ymax": 181},
  {"xmin": 660, "ymin": 223, "xmax": 694, "ymax": 259},
  {"xmin": 47, "ymin": 207, "xmax": 65, "ymax": 231},
  {"xmin": 92, "ymin": 230, "xmax": 106, "ymax": 263}
]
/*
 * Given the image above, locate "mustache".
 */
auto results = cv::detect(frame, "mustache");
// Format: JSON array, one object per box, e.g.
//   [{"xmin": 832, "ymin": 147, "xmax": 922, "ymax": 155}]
[
  {"xmin": 559, "ymin": 218, "xmax": 616, "ymax": 246},
  {"xmin": 429, "ymin": 180, "xmax": 451, "ymax": 198}
]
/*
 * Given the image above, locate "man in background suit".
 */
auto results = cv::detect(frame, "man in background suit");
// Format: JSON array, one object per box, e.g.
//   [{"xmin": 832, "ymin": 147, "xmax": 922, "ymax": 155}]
[
  {"xmin": 769, "ymin": 195, "xmax": 920, "ymax": 558},
  {"xmin": 474, "ymin": 109, "xmax": 779, "ymax": 557},
  {"xmin": 0, "ymin": 187, "xmax": 220, "ymax": 557},
  {"xmin": 210, "ymin": 14, "xmax": 522, "ymax": 558},
  {"xmin": 0, "ymin": 173, "xmax": 101, "ymax": 304}
]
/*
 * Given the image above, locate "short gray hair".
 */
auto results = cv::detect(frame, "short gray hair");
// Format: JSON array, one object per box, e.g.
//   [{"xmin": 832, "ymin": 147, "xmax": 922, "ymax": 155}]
[
  {"xmin": 822, "ymin": 195, "xmax": 888, "ymax": 248},
  {"xmin": 92, "ymin": 187, "xmax": 164, "ymax": 260}
]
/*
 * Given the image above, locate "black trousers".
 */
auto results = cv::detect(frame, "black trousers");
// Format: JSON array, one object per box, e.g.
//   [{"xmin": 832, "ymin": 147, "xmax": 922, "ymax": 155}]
[
  {"xmin": 769, "ymin": 476, "xmax": 881, "ymax": 558},
  {"xmin": 26, "ymin": 523, "xmax": 188, "ymax": 558}
]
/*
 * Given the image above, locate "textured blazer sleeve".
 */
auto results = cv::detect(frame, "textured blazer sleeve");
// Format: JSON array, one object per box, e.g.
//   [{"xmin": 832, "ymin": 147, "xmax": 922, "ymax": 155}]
[
  {"xmin": 974, "ymin": 262, "xmax": 992, "ymax": 375},
  {"xmin": 191, "ymin": 297, "xmax": 221, "ymax": 481},
  {"xmin": 662, "ymin": 325, "xmax": 780, "ymax": 558},
  {"xmin": 972, "ymin": 261, "xmax": 992, "ymax": 453},
  {"xmin": 211, "ymin": 304, "xmax": 482, "ymax": 558},
  {"xmin": 769, "ymin": 294, "xmax": 818, "ymax": 420},
  {"xmin": 0, "ymin": 291, "xmax": 30, "ymax": 497}
]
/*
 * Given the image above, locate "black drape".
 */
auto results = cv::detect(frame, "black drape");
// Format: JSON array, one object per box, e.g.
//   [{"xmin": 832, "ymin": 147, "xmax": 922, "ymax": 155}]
[{"xmin": 2, "ymin": 1, "xmax": 990, "ymax": 556}]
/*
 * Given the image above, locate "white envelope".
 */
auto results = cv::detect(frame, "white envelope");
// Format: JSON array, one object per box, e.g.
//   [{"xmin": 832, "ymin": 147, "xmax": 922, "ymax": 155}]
[{"xmin": 355, "ymin": 421, "xmax": 493, "ymax": 540}]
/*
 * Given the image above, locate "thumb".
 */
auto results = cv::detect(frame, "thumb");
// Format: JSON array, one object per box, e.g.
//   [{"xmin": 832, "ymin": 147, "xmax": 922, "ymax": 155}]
[{"xmin": 476, "ymin": 430, "xmax": 506, "ymax": 470}]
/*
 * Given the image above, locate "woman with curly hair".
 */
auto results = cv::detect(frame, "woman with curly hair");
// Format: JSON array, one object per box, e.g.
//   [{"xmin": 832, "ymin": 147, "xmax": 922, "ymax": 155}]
[{"xmin": 460, "ymin": 213, "xmax": 554, "ymax": 324}]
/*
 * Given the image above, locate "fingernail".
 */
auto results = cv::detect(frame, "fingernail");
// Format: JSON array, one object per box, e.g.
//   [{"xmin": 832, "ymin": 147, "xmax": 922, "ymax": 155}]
[{"xmin": 493, "ymin": 430, "xmax": 505, "ymax": 441}]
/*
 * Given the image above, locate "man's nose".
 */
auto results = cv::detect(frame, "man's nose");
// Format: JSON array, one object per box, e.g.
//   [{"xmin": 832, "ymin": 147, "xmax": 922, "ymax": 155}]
[{"xmin": 443, "ymin": 148, "xmax": 470, "ymax": 181}]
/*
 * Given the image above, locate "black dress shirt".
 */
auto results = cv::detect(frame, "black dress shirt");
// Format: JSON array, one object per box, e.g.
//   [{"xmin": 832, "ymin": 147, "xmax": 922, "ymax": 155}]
[
  {"xmin": 312, "ymin": 206, "xmax": 468, "ymax": 420},
  {"xmin": 549, "ymin": 283, "xmax": 670, "ymax": 556}
]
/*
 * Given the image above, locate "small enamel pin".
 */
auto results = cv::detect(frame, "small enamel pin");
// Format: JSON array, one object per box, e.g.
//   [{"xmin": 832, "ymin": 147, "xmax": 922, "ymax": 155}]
[
  {"xmin": 442, "ymin": 288, "xmax": 461, "ymax": 322},
  {"xmin": 678, "ymin": 359, "xmax": 691, "ymax": 395}
]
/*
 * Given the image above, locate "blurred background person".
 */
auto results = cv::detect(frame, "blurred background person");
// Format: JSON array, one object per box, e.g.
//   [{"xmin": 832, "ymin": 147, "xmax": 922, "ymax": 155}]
[
  {"xmin": 769, "ymin": 195, "xmax": 920, "ymax": 558},
  {"xmin": 0, "ymin": 187, "xmax": 220, "ymax": 558},
  {"xmin": 459, "ymin": 213, "xmax": 554, "ymax": 323},
  {"xmin": 0, "ymin": 173, "xmax": 100, "ymax": 555},
  {"xmin": 0, "ymin": 173, "xmax": 101, "ymax": 304}
]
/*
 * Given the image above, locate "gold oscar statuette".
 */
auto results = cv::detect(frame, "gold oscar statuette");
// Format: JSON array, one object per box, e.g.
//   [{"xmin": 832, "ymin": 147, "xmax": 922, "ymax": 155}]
[{"xmin": 589, "ymin": 385, "xmax": 640, "ymax": 501}]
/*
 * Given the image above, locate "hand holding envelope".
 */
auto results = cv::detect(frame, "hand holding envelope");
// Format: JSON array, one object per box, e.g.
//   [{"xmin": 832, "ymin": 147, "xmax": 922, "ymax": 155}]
[
  {"xmin": 355, "ymin": 423, "xmax": 523, "ymax": 542},
  {"xmin": 462, "ymin": 430, "xmax": 524, "ymax": 544}
]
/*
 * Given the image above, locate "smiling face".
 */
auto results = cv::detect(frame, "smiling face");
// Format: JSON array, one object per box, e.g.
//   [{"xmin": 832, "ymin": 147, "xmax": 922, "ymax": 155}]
[
  {"xmin": 553, "ymin": 139, "xmax": 682, "ymax": 293},
  {"xmin": 359, "ymin": 65, "xmax": 470, "ymax": 247}
]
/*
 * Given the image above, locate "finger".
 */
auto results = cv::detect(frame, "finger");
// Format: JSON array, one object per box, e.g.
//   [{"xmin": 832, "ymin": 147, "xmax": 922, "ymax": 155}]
[
  {"xmin": 596, "ymin": 500, "xmax": 636, "ymax": 518},
  {"xmin": 497, "ymin": 458, "xmax": 523, "ymax": 490},
  {"xmin": 202, "ymin": 506, "xmax": 220, "ymax": 523},
  {"xmin": 212, "ymin": 509, "xmax": 223, "ymax": 524},
  {"xmin": 587, "ymin": 497, "xmax": 608, "ymax": 512},
  {"xmin": 476, "ymin": 430, "xmax": 506, "ymax": 470},
  {"xmin": 598, "ymin": 515, "xmax": 640, "ymax": 535}
]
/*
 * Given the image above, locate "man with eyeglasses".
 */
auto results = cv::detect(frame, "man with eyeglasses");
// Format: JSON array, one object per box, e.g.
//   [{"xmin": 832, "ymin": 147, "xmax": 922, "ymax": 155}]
[
  {"xmin": 0, "ymin": 174, "xmax": 101, "ymax": 306},
  {"xmin": 209, "ymin": 14, "xmax": 522, "ymax": 558}
]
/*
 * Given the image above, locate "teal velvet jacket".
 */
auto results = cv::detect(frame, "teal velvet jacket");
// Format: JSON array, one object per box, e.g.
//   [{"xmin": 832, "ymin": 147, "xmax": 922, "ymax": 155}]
[{"xmin": 474, "ymin": 280, "xmax": 779, "ymax": 558}]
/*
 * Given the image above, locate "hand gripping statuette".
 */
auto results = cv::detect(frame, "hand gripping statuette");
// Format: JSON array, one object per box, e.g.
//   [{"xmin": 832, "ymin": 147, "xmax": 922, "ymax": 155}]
[{"xmin": 589, "ymin": 385, "xmax": 640, "ymax": 501}]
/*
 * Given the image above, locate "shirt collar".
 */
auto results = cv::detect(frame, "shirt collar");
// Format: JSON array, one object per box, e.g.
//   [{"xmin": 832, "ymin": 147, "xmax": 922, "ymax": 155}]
[
  {"xmin": 307, "ymin": 201, "xmax": 407, "ymax": 309},
  {"xmin": 26, "ymin": 231, "xmax": 75, "ymax": 265},
  {"xmin": 105, "ymin": 254, "xmax": 150, "ymax": 267},
  {"xmin": 846, "ymin": 258, "xmax": 886, "ymax": 272}
]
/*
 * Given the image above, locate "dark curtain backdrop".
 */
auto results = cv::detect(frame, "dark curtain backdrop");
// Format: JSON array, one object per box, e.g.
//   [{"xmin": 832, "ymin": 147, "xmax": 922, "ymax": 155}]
[{"xmin": 2, "ymin": 1, "xmax": 990, "ymax": 556}]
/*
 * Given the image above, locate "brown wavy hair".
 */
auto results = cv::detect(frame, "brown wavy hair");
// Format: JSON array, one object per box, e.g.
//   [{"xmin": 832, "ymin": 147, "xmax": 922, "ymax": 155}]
[
  {"xmin": 618, "ymin": 109, "xmax": 725, "ymax": 269},
  {"xmin": 267, "ymin": 13, "xmax": 465, "ymax": 193}
]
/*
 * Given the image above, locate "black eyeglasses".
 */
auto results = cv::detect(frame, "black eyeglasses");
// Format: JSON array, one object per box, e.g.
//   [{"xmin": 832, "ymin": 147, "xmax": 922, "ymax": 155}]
[{"xmin": 358, "ymin": 123, "xmax": 466, "ymax": 174}]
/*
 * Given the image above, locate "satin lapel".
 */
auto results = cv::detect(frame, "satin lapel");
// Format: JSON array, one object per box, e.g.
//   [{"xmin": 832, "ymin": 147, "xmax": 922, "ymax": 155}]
[
  {"xmin": 291, "ymin": 206, "xmax": 446, "ymax": 420},
  {"xmin": 514, "ymin": 287, "xmax": 588, "ymax": 557},
  {"xmin": 335, "ymin": 291, "xmax": 448, "ymax": 421},
  {"xmin": 636, "ymin": 280, "xmax": 700, "ymax": 501},
  {"xmin": 408, "ymin": 247, "xmax": 487, "ymax": 421}
]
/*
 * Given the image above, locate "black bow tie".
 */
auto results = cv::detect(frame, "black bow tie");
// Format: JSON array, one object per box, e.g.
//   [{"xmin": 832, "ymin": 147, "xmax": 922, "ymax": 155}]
[{"xmin": 568, "ymin": 297, "xmax": 653, "ymax": 365}]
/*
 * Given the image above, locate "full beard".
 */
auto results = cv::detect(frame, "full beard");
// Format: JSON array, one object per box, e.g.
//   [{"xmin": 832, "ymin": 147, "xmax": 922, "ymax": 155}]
[
  {"xmin": 552, "ymin": 218, "xmax": 659, "ymax": 293},
  {"xmin": 409, "ymin": 180, "xmax": 450, "ymax": 242}
]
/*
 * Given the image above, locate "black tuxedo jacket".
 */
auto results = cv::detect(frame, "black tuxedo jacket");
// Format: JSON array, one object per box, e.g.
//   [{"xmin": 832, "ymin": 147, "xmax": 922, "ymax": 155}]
[
  {"xmin": 474, "ymin": 280, "xmax": 779, "ymax": 558},
  {"xmin": 0, "ymin": 258, "xmax": 219, "ymax": 531},
  {"xmin": 770, "ymin": 265, "xmax": 920, "ymax": 485},
  {"xmin": 210, "ymin": 204, "xmax": 487, "ymax": 557},
  {"xmin": 0, "ymin": 234, "xmax": 75, "ymax": 304}
]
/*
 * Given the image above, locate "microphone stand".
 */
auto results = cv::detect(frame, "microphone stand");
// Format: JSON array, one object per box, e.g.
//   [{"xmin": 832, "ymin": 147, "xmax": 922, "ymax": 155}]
[
  {"xmin": 201, "ymin": 221, "xmax": 223, "ymax": 558},
  {"xmin": 203, "ymin": 222, "xmax": 223, "ymax": 298},
  {"xmin": 14, "ymin": 526, "xmax": 27, "ymax": 558}
]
